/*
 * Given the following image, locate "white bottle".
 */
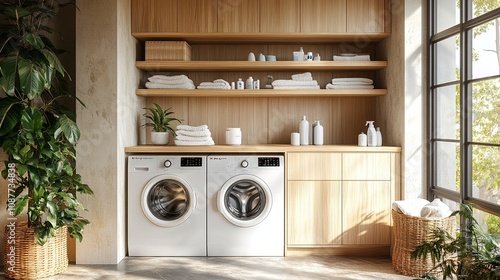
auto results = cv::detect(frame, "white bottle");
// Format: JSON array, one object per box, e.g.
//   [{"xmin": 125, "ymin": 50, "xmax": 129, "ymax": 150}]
[
  {"xmin": 299, "ymin": 116, "xmax": 309, "ymax": 145},
  {"xmin": 306, "ymin": 51, "xmax": 313, "ymax": 61},
  {"xmin": 248, "ymin": 52, "xmax": 255, "ymax": 61},
  {"xmin": 258, "ymin": 53, "xmax": 266, "ymax": 61},
  {"xmin": 376, "ymin": 127, "xmax": 383, "ymax": 146},
  {"xmin": 299, "ymin": 47, "xmax": 305, "ymax": 61},
  {"xmin": 314, "ymin": 120, "xmax": 323, "ymax": 145},
  {"xmin": 311, "ymin": 121, "xmax": 317, "ymax": 144},
  {"xmin": 358, "ymin": 132, "xmax": 367, "ymax": 146},
  {"xmin": 366, "ymin": 121, "xmax": 377, "ymax": 147},
  {"xmin": 314, "ymin": 53, "xmax": 321, "ymax": 61},
  {"xmin": 236, "ymin": 78, "xmax": 244, "ymax": 90},
  {"xmin": 246, "ymin": 76, "xmax": 254, "ymax": 89}
]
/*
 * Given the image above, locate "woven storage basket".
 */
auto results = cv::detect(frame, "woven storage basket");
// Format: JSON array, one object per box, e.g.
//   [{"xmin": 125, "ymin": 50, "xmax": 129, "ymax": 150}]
[
  {"xmin": 3, "ymin": 222, "xmax": 68, "ymax": 279},
  {"xmin": 145, "ymin": 41, "xmax": 192, "ymax": 61},
  {"xmin": 392, "ymin": 210, "xmax": 456, "ymax": 277}
]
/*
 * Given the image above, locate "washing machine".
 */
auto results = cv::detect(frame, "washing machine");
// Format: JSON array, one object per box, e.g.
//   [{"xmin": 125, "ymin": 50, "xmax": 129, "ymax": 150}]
[
  {"xmin": 128, "ymin": 155, "xmax": 206, "ymax": 256},
  {"xmin": 207, "ymin": 154, "xmax": 285, "ymax": 256}
]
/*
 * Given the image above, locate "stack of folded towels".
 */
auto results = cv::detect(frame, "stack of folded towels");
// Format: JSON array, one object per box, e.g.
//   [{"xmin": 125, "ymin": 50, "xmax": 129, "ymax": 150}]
[
  {"xmin": 326, "ymin": 78, "xmax": 374, "ymax": 90},
  {"xmin": 272, "ymin": 72, "xmax": 320, "ymax": 89},
  {"xmin": 174, "ymin": 124, "xmax": 215, "ymax": 146},
  {"xmin": 145, "ymin": 74, "xmax": 195, "ymax": 89},
  {"xmin": 197, "ymin": 79, "xmax": 231, "ymax": 89},
  {"xmin": 392, "ymin": 198, "xmax": 453, "ymax": 219},
  {"xmin": 333, "ymin": 53, "xmax": 371, "ymax": 61}
]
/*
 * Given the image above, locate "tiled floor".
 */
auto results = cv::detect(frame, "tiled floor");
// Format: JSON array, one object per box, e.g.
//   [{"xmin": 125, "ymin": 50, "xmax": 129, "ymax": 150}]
[{"xmin": 1, "ymin": 256, "xmax": 414, "ymax": 279}]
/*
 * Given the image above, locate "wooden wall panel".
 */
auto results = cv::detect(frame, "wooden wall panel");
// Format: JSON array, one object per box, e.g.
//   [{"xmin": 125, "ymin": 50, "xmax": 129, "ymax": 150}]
[
  {"xmin": 347, "ymin": 0, "xmax": 385, "ymax": 33},
  {"xmin": 131, "ymin": 0, "xmax": 178, "ymax": 33},
  {"xmin": 218, "ymin": 0, "xmax": 260, "ymax": 32},
  {"xmin": 288, "ymin": 153, "xmax": 342, "ymax": 181},
  {"xmin": 260, "ymin": 0, "xmax": 300, "ymax": 32},
  {"xmin": 301, "ymin": 0, "xmax": 346, "ymax": 33},
  {"xmin": 178, "ymin": 0, "xmax": 217, "ymax": 32},
  {"xmin": 330, "ymin": 97, "xmax": 376, "ymax": 145}
]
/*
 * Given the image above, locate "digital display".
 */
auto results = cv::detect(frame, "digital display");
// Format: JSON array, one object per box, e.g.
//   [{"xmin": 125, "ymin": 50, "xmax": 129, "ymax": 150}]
[
  {"xmin": 258, "ymin": 157, "xmax": 280, "ymax": 167},
  {"xmin": 180, "ymin": 157, "xmax": 203, "ymax": 167}
]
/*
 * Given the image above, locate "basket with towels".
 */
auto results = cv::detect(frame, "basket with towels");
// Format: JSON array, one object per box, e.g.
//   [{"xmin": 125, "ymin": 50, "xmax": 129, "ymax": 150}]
[{"xmin": 174, "ymin": 125, "xmax": 215, "ymax": 146}]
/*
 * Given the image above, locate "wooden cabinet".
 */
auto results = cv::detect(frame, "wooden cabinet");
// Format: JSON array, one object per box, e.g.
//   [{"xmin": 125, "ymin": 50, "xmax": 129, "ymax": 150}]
[
  {"xmin": 259, "ymin": 0, "xmax": 300, "ymax": 33},
  {"xmin": 301, "ymin": 0, "xmax": 346, "ymax": 33},
  {"xmin": 347, "ymin": 0, "xmax": 386, "ymax": 33},
  {"xmin": 218, "ymin": 0, "xmax": 259, "ymax": 32},
  {"xmin": 288, "ymin": 152, "xmax": 342, "ymax": 180},
  {"xmin": 178, "ymin": 0, "xmax": 217, "ymax": 32},
  {"xmin": 131, "ymin": 0, "xmax": 177, "ymax": 33},
  {"xmin": 343, "ymin": 152, "xmax": 391, "ymax": 180}
]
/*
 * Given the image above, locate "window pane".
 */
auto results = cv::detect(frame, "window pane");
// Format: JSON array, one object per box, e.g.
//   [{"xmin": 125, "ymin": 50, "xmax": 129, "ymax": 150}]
[
  {"xmin": 472, "ymin": 1, "xmax": 500, "ymax": 19},
  {"xmin": 472, "ymin": 78, "xmax": 500, "ymax": 143},
  {"xmin": 435, "ymin": 85, "xmax": 460, "ymax": 140},
  {"xmin": 436, "ymin": 142, "xmax": 460, "ymax": 192},
  {"xmin": 436, "ymin": 35, "xmax": 460, "ymax": 85},
  {"xmin": 436, "ymin": 0, "xmax": 460, "ymax": 33},
  {"xmin": 474, "ymin": 207, "xmax": 500, "ymax": 234},
  {"xmin": 472, "ymin": 145, "xmax": 500, "ymax": 204},
  {"xmin": 472, "ymin": 19, "xmax": 500, "ymax": 79}
]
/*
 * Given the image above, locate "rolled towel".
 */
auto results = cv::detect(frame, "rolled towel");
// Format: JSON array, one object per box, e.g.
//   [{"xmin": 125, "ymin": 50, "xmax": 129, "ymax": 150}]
[
  {"xmin": 175, "ymin": 139, "xmax": 215, "ymax": 146},
  {"xmin": 176, "ymin": 129, "xmax": 211, "ymax": 137},
  {"xmin": 145, "ymin": 82, "xmax": 196, "ymax": 89},
  {"xmin": 273, "ymin": 85, "xmax": 320, "ymax": 90},
  {"xmin": 272, "ymin": 80, "xmax": 318, "ymax": 86},
  {"xmin": 177, "ymin": 124, "xmax": 209, "ymax": 131},
  {"xmin": 420, "ymin": 198, "xmax": 453, "ymax": 219},
  {"xmin": 331, "ymin": 78, "xmax": 373, "ymax": 84},
  {"xmin": 175, "ymin": 135, "xmax": 213, "ymax": 142},
  {"xmin": 291, "ymin": 72, "xmax": 313, "ymax": 81},
  {"xmin": 392, "ymin": 198, "xmax": 430, "ymax": 217},
  {"xmin": 326, "ymin": 83, "xmax": 374, "ymax": 90}
]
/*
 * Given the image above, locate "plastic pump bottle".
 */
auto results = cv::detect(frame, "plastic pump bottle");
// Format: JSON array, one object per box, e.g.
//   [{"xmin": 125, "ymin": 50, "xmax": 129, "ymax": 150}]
[
  {"xmin": 299, "ymin": 116, "xmax": 309, "ymax": 145},
  {"xmin": 365, "ymin": 121, "xmax": 377, "ymax": 147},
  {"xmin": 313, "ymin": 120, "xmax": 323, "ymax": 145},
  {"xmin": 376, "ymin": 127, "xmax": 383, "ymax": 146}
]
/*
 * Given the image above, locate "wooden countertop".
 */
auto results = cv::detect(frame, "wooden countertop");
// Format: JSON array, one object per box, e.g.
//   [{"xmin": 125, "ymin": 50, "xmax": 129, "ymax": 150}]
[{"xmin": 125, "ymin": 144, "xmax": 401, "ymax": 154}]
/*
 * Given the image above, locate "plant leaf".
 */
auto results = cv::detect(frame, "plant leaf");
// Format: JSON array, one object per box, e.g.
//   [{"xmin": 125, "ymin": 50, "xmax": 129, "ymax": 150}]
[
  {"xmin": 0, "ymin": 97, "xmax": 22, "ymax": 137},
  {"xmin": 17, "ymin": 57, "xmax": 45, "ymax": 99},
  {"xmin": 0, "ymin": 55, "xmax": 18, "ymax": 96},
  {"xmin": 57, "ymin": 114, "xmax": 80, "ymax": 144},
  {"xmin": 23, "ymin": 32, "xmax": 45, "ymax": 50},
  {"xmin": 21, "ymin": 107, "xmax": 43, "ymax": 134}
]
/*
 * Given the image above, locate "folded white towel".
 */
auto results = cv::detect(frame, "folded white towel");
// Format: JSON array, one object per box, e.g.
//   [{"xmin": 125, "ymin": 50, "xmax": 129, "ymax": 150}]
[
  {"xmin": 149, "ymin": 74, "xmax": 190, "ymax": 81},
  {"xmin": 331, "ymin": 78, "xmax": 373, "ymax": 84},
  {"xmin": 326, "ymin": 84, "xmax": 374, "ymax": 90},
  {"xmin": 145, "ymin": 82, "xmax": 196, "ymax": 89},
  {"xmin": 273, "ymin": 85, "xmax": 320, "ymax": 90},
  {"xmin": 175, "ymin": 135, "xmax": 213, "ymax": 142},
  {"xmin": 272, "ymin": 80, "xmax": 318, "ymax": 86},
  {"xmin": 175, "ymin": 139, "xmax": 215, "ymax": 146},
  {"xmin": 148, "ymin": 77, "xmax": 194, "ymax": 85},
  {"xmin": 333, "ymin": 54, "xmax": 371, "ymax": 61},
  {"xmin": 176, "ymin": 129, "xmax": 211, "ymax": 137},
  {"xmin": 392, "ymin": 198, "xmax": 430, "ymax": 217},
  {"xmin": 197, "ymin": 79, "xmax": 231, "ymax": 89},
  {"xmin": 177, "ymin": 124, "xmax": 209, "ymax": 131},
  {"xmin": 291, "ymin": 72, "xmax": 313, "ymax": 81},
  {"xmin": 420, "ymin": 199, "xmax": 453, "ymax": 219}
]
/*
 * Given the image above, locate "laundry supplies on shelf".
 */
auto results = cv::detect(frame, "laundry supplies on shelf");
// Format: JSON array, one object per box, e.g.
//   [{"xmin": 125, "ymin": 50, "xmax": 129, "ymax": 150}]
[
  {"xmin": 174, "ymin": 125, "xmax": 215, "ymax": 146},
  {"xmin": 197, "ymin": 79, "xmax": 231, "ymax": 89},
  {"xmin": 145, "ymin": 74, "xmax": 195, "ymax": 89},
  {"xmin": 326, "ymin": 78, "xmax": 374, "ymax": 90}
]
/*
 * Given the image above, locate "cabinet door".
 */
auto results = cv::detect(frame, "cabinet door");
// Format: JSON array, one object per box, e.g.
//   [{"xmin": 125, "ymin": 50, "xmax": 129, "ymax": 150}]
[
  {"xmin": 260, "ymin": 0, "xmax": 300, "ymax": 32},
  {"xmin": 218, "ymin": 0, "xmax": 259, "ymax": 32},
  {"xmin": 301, "ymin": 0, "xmax": 346, "ymax": 33},
  {"xmin": 288, "ymin": 153, "xmax": 342, "ymax": 181},
  {"xmin": 131, "ymin": 0, "xmax": 178, "ymax": 33},
  {"xmin": 178, "ymin": 0, "xmax": 217, "ymax": 32},
  {"xmin": 288, "ymin": 181, "xmax": 342, "ymax": 246},
  {"xmin": 342, "ymin": 181, "xmax": 391, "ymax": 245},
  {"xmin": 346, "ymin": 0, "xmax": 385, "ymax": 33},
  {"xmin": 342, "ymin": 153, "xmax": 391, "ymax": 181}
]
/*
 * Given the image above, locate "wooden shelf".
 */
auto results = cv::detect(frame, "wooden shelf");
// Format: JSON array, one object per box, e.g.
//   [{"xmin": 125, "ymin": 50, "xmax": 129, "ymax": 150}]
[
  {"xmin": 135, "ymin": 89, "xmax": 387, "ymax": 98},
  {"xmin": 132, "ymin": 32, "xmax": 391, "ymax": 43},
  {"xmin": 136, "ymin": 61, "xmax": 387, "ymax": 72}
]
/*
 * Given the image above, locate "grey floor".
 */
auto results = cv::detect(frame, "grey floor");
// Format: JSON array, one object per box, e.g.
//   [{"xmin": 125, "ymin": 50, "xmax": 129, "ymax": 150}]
[{"xmin": 1, "ymin": 256, "xmax": 414, "ymax": 280}]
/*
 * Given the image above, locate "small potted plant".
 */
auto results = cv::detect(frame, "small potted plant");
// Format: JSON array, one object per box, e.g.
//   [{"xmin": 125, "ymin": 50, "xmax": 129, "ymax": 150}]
[{"xmin": 143, "ymin": 103, "xmax": 182, "ymax": 145}]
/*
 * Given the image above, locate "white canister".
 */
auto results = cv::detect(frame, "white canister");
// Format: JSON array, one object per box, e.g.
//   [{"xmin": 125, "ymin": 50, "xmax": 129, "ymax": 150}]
[
  {"xmin": 291, "ymin": 132, "xmax": 300, "ymax": 146},
  {"xmin": 358, "ymin": 132, "xmax": 367, "ymax": 147},
  {"xmin": 226, "ymin": 128, "xmax": 242, "ymax": 145}
]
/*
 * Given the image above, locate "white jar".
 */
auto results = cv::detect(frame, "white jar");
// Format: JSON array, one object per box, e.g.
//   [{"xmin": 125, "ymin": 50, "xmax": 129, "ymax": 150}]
[
  {"xmin": 226, "ymin": 128, "xmax": 242, "ymax": 145},
  {"xmin": 358, "ymin": 132, "xmax": 367, "ymax": 147},
  {"xmin": 246, "ymin": 76, "xmax": 254, "ymax": 90}
]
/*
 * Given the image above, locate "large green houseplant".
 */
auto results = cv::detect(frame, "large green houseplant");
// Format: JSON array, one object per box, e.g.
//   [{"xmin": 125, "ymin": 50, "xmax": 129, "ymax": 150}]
[{"xmin": 0, "ymin": 0, "xmax": 93, "ymax": 247}]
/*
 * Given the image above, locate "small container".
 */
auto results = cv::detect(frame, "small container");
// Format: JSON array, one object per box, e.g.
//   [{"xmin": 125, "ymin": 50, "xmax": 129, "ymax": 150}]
[
  {"xmin": 358, "ymin": 132, "xmax": 367, "ymax": 147},
  {"xmin": 236, "ymin": 78, "xmax": 244, "ymax": 90},
  {"xmin": 258, "ymin": 53, "xmax": 266, "ymax": 61},
  {"xmin": 306, "ymin": 52, "xmax": 313, "ymax": 61},
  {"xmin": 246, "ymin": 76, "xmax": 254, "ymax": 89},
  {"xmin": 253, "ymin": 79, "xmax": 260, "ymax": 90},
  {"xmin": 266, "ymin": 55, "xmax": 276, "ymax": 61},
  {"xmin": 313, "ymin": 121, "xmax": 323, "ymax": 145},
  {"xmin": 314, "ymin": 53, "xmax": 321, "ymax": 61},
  {"xmin": 226, "ymin": 128, "xmax": 242, "ymax": 145},
  {"xmin": 291, "ymin": 132, "xmax": 300, "ymax": 146},
  {"xmin": 248, "ymin": 52, "xmax": 255, "ymax": 61},
  {"xmin": 299, "ymin": 116, "xmax": 309, "ymax": 145},
  {"xmin": 231, "ymin": 82, "xmax": 235, "ymax": 89},
  {"xmin": 376, "ymin": 127, "xmax": 383, "ymax": 146}
]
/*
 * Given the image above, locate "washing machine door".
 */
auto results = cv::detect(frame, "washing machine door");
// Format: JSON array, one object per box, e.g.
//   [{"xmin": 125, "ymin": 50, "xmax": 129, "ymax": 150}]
[
  {"xmin": 217, "ymin": 174, "xmax": 272, "ymax": 227},
  {"xmin": 141, "ymin": 175, "xmax": 196, "ymax": 227}
]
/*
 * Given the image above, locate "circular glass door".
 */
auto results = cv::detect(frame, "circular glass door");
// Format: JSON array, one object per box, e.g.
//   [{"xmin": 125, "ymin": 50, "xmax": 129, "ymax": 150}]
[
  {"xmin": 217, "ymin": 175, "xmax": 272, "ymax": 227},
  {"xmin": 141, "ymin": 175, "xmax": 196, "ymax": 227}
]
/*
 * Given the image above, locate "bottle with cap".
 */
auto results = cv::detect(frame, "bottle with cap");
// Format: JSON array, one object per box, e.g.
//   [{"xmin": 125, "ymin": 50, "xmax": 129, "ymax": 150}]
[
  {"xmin": 236, "ymin": 78, "xmax": 244, "ymax": 90},
  {"xmin": 246, "ymin": 76, "xmax": 254, "ymax": 90},
  {"xmin": 376, "ymin": 127, "xmax": 383, "ymax": 146},
  {"xmin": 366, "ymin": 121, "xmax": 377, "ymax": 147},
  {"xmin": 299, "ymin": 116, "xmax": 309, "ymax": 145},
  {"xmin": 313, "ymin": 120, "xmax": 323, "ymax": 145}
]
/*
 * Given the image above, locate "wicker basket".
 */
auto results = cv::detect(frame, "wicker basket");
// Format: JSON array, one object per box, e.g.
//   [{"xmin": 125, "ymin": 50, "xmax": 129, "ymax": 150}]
[
  {"xmin": 145, "ymin": 41, "xmax": 192, "ymax": 61},
  {"xmin": 3, "ymin": 222, "xmax": 68, "ymax": 279},
  {"xmin": 392, "ymin": 210, "xmax": 456, "ymax": 277}
]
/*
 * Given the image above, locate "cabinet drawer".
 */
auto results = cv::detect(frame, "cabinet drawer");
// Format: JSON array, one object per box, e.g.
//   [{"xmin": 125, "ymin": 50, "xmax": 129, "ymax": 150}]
[
  {"xmin": 342, "ymin": 153, "xmax": 391, "ymax": 181},
  {"xmin": 288, "ymin": 153, "xmax": 342, "ymax": 180}
]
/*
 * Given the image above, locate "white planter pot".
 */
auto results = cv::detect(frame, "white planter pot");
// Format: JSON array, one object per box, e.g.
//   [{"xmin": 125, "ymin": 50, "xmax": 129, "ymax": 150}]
[{"xmin": 151, "ymin": 132, "xmax": 169, "ymax": 145}]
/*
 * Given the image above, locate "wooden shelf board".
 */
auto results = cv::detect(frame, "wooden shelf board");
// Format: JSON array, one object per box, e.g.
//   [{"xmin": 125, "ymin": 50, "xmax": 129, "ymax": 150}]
[
  {"xmin": 136, "ymin": 61, "xmax": 387, "ymax": 71},
  {"xmin": 135, "ymin": 89, "xmax": 387, "ymax": 97},
  {"xmin": 132, "ymin": 32, "xmax": 391, "ymax": 43}
]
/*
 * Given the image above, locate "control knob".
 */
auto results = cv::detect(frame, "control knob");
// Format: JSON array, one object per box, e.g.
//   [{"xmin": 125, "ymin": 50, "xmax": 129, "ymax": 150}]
[
  {"xmin": 164, "ymin": 160, "xmax": 172, "ymax": 168},
  {"xmin": 241, "ymin": 160, "xmax": 249, "ymax": 168}
]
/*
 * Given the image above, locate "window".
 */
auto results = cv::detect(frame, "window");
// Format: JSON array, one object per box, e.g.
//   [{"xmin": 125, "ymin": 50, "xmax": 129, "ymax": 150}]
[{"xmin": 428, "ymin": 0, "xmax": 500, "ymax": 233}]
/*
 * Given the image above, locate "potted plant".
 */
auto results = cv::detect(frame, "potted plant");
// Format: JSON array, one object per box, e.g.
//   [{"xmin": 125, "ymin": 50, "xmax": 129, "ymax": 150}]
[
  {"xmin": 0, "ymin": 0, "xmax": 93, "ymax": 278},
  {"xmin": 143, "ymin": 103, "xmax": 182, "ymax": 145},
  {"xmin": 412, "ymin": 203, "xmax": 500, "ymax": 279}
]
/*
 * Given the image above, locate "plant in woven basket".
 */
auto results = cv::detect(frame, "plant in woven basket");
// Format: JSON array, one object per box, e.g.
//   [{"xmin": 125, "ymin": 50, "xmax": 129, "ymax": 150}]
[
  {"xmin": 411, "ymin": 204, "xmax": 500, "ymax": 280},
  {"xmin": 0, "ymin": 0, "xmax": 93, "ymax": 245}
]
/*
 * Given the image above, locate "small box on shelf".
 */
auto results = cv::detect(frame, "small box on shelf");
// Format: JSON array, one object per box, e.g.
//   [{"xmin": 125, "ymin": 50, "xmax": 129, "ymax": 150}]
[{"xmin": 145, "ymin": 41, "xmax": 192, "ymax": 61}]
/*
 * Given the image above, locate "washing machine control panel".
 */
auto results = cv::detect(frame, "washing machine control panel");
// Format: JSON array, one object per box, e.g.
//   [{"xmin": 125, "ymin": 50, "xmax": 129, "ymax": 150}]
[
  {"xmin": 163, "ymin": 160, "xmax": 172, "ymax": 168},
  {"xmin": 258, "ymin": 157, "xmax": 281, "ymax": 167},
  {"xmin": 181, "ymin": 157, "xmax": 204, "ymax": 167}
]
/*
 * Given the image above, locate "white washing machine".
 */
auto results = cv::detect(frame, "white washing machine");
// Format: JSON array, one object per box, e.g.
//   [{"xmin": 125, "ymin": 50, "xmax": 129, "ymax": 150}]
[
  {"xmin": 207, "ymin": 154, "xmax": 284, "ymax": 256},
  {"xmin": 128, "ymin": 155, "xmax": 206, "ymax": 256}
]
